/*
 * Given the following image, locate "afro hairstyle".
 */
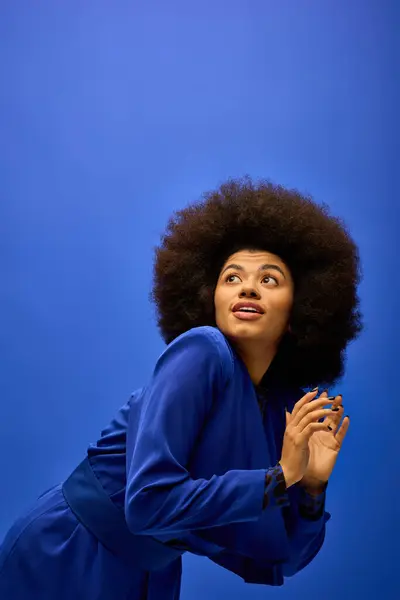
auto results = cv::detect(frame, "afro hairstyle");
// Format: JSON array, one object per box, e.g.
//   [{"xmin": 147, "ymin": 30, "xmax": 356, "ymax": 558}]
[{"xmin": 149, "ymin": 176, "xmax": 364, "ymax": 391}]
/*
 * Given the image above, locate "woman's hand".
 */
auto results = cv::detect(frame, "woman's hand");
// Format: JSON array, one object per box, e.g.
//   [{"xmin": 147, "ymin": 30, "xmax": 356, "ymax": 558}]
[
  {"xmin": 293, "ymin": 391, "xmax": 349, "ymax": 489},
  {"xmin": 279, "ymin": 389, "xmax": 339, "ymax": 488}
]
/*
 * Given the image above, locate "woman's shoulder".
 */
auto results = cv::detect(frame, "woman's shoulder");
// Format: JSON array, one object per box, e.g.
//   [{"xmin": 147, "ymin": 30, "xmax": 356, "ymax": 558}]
[{"xmin": 164, "ymin": 326, "xmax": 235, "ymax": 383}]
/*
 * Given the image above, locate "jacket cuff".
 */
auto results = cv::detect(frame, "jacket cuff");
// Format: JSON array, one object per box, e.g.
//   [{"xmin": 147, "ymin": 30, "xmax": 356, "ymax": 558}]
[
  {"xmin": 262, "ymin": 463, "xmax": 291, "ymax": 510},
  {"xmin": 296, "ymin": 482, "xmax": 328, "ymax": 521}
]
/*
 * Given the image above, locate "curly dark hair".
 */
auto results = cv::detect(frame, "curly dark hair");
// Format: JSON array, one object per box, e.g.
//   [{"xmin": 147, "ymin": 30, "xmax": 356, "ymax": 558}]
[{"xmin": 149, "ymin": 176, "xmax": 364, "ymax": 391}]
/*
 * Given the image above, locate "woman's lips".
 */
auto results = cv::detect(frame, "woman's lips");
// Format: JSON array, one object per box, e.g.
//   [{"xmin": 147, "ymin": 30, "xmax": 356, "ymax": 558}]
[{"xmin": 232, "ymin": 311, "xmax": 263, "ymax": 321}]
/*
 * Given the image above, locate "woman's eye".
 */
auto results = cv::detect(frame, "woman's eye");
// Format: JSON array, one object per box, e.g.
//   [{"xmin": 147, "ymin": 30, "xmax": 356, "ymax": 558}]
[{"xmin": 225, "ymin": 274, "xmax": 278, "ymax": 284}]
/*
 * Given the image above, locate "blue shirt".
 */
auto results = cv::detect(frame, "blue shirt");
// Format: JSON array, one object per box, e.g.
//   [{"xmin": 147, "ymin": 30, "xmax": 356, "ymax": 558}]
[
  {"xmin": 88, "ymin": 325, "xmax": 331, "ymax": 589},
  {"xmin": 0, "ymin": 325, "xmax": 330, "ymax": 599}
]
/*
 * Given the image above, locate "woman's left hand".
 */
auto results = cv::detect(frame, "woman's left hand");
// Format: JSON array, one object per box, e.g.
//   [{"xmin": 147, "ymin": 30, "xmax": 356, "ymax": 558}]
[{"xmin": 289, "ymin": 391, "xmax": 350, "ymax": 489}]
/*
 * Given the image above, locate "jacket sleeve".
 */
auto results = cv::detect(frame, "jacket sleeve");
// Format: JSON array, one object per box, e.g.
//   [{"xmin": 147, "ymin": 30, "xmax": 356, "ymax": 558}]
[
  {"xmin": 125, "ymin": 327, "xmax": 282, "ymax": 536},
  {"xmin": 207, "ymin": 500, "xmax": 329, "ymax": 588},
  {"xmin": 202, "ymin": 463, "xmax": 291, "ymax": 587},
  {"xmin": 207, "ymin": 550, "xmax": 286, "ymax": 586},
  {"xmin": 204, "ymin": 469, "xmax": 330, "ymax": 586},
  {"xmin": 280, "ymin": 481, "xmax": 331, "ymax": 577},
  {"xmin": 277, "ymin": 386, "xmax": 332, "ymax": 577},
  {"xmin": 202, "ymin": 384, "xmax": 331, "ymax": 586}
]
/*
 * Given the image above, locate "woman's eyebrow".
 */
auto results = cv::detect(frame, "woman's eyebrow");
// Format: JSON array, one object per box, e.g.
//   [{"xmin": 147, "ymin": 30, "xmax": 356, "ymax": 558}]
[{"xmin": 221, "ymin": 263, "xmax": 286, "ymax": 279}]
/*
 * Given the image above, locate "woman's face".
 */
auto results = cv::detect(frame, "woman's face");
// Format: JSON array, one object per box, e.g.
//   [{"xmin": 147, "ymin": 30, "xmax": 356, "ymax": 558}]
[{"xmin": 214, "ymin": 249, "xmax": 295, "ymax": 351}]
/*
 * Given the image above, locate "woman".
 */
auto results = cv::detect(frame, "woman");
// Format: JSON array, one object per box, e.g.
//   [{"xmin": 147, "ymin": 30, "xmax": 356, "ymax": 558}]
[{"xmin": 0, "ymin": 176, "xmax": 363, "ymax": 599}]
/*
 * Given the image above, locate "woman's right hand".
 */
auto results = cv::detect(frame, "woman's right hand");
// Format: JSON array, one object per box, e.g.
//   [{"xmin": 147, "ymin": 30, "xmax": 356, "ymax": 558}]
[{"xmin": 279, "ymin": 389, "xmax": 335, "ymax": 488}]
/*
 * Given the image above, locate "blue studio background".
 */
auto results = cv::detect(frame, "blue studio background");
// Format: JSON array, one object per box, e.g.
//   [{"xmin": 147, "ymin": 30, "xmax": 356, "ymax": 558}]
[{"xmin": 0, "ymin": 1, "xmax": 398, "ymax": 599}]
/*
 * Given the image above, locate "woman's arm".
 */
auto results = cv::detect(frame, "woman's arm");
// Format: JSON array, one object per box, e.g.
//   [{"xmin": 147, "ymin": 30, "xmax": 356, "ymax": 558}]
[
  {"xmin": 186, "ymin": 477, "xmax": 329, "ymax": 588},
  {"xmin": 276, "ymin": 388, "xmax": 332, "ymax": 576},
  {"xmin": 204, "ymin": 485, "xmax": 330, "ymax": 586},
  {"xmin": 279, "ymin": 481, "xmax": 331, "ymax": 576},
  {"xmin": 125, "ymin": 327, "xmax": 289, "ymax": 539}
]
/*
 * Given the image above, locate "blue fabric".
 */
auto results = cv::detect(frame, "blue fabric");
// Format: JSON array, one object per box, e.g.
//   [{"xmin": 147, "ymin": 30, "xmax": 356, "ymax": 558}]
[
  {"xmin": 0, "ymin": 325, "xmax": 331, "ymax": 598},
  {"xmin": 62, "ymin": 457, "xmax": 186, "ymax": 571}
]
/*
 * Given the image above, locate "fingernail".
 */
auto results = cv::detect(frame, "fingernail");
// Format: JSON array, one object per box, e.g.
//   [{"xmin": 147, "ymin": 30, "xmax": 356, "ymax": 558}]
[
  {"xmin": 327, "ymin": 396, "xmax": 336, "ymax": 401},
  {"xmin": 311, "ymin": 387, "xmax": 319, "ymax": 392},
  {"xmin": 331, "ymin": 407, "xmax": 340, "ymax": 412},
  {"xmin": 327, "ymin": 425, "xmax": 333, "ymax": 430}
]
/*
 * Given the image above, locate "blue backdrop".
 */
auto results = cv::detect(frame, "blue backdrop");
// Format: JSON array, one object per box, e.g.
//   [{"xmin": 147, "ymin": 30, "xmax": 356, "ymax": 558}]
[{"xmin": 0, "ymin": 1, "xmax": 397, "ymax": 599}]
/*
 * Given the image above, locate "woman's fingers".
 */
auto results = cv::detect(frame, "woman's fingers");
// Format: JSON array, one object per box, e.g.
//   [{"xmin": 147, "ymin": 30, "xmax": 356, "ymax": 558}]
[
  {"xmin": 334, "ymin": 415, "xmax": 350, "ymax": 446},
  {"xmin": 297, "ymin": 408, "xmax": 335, "ymax": 432},
  {"xmin": 291, "ymin": 397, "xmax": 334, "ymax": 428},
  {"xmin": 290, "ymin": 389, "xmax": 319, "ymax": 421},
  {"xmin": 323, "ymin": 402, "xmax": 344, "ymax": 431},
  {"xmin": 290, "ymin": 390, "xmax": 344, "ymax": 433},
  {"xmin": 300, "ymin": 421, "xmax": 332, "ymax": 440}
]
